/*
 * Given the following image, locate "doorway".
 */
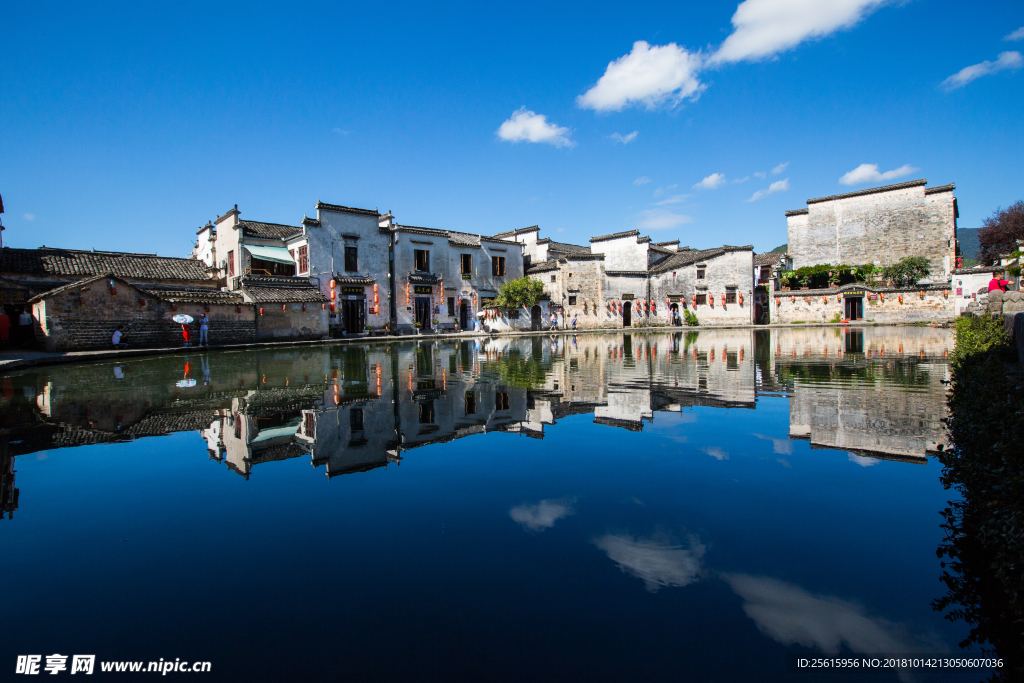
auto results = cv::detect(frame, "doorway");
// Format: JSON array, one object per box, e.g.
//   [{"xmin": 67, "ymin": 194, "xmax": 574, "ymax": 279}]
[
  {"xmin": 459, "ymin": 300, "xmax": 469, "ymax": 330},
  {"xmin": 670, "ymin": 303, "xmax": 680, "ymax": 326},
  {"xmin": 341, "ymin": 299, "xmax": 365, "ymax": 333},
  {"xmin": 844, "ymin": 296, "xmax": 863, "ymax": 321},
  {"xmin": 531, "ymin": 305, "xmax": 542, "ymax": 331},
  {"xmin": 623, "ymin": 302, "xmax": 632, "ymax": 327},
  {"xmin": 415, "ymin": 297, "xmax": 432, "ymax": 330}
]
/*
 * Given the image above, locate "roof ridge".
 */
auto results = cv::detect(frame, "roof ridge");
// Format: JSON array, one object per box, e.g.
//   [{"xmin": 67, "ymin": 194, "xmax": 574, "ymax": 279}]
[{"xmin": 805, "ymin": 178, "xmax": 929, "ymax": 205}]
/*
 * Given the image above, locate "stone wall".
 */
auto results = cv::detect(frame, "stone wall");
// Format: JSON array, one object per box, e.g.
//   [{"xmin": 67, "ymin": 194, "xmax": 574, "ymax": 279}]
[
  {"xmin": 255, "ymin": 303, "xmax": 328, "ymax": 341},
  {"xmin": 649, "ymin": 249, "xmax": 754, "ymax": 326},
  {"xmin": 773, "ymin": 284, "xmax": 953, "ymax": 323},
  {"xmin": 786, "ymin": 182, "xmax": 956, "ymax": 280},
  {"xmin": 32, "ymin": 281, "xmax": 255, "ymax": 351}
]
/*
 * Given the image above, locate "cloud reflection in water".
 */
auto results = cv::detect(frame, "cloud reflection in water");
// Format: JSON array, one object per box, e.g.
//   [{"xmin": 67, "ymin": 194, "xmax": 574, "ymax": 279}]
[
  {"xmin": 509, "ymin": 498, "xmax": 576, "ymax": 531},
  {"xmin": 594, "ymin": 533, "xmax": 706, "ymax": 592}
]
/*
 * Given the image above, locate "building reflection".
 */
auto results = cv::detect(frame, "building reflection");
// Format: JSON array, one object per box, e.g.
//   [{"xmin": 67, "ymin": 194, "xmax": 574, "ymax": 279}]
[{"xmin": 0, "ymin": 326, "xmax": 954, "ymax": 513}]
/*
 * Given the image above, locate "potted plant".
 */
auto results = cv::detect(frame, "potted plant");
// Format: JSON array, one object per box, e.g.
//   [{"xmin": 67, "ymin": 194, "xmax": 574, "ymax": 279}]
[
  {"xmin": 364, "ymin": 324, "xmax": 371, "ymax": 334},
  {"xmin": 828, "ymin": 271, "xmax": 840, "ymax": 288},
  {"xmin": 413, "ymin": 321, "xmax": 422, "ymax": 333},
  {"xmin": 800, "ymin": 275, "xmax": 811, "ymax": 290}
]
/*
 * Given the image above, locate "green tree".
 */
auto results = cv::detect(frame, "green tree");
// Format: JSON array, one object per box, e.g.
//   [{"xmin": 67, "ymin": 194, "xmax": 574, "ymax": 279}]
[
  {"xmin": 493, "ymin": 276, "xmax": 545, "ymax": 310},
  {"xmin": 882, "ymin": 256, "xmax": 930, "ymax": 286}
]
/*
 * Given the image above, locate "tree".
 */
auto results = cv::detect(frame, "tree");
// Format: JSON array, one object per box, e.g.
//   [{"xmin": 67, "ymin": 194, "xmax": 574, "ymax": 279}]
[
  {"xmin": 882, "ymin": 256, "xmax": 930, "ymax": 286},
  {"xmin": 978, "ymin": 200, "xmax": 1024, "ymax": 264},
  {"xmin": 492, "ymin": 276, "xmax": 545, "ymax": 310}
]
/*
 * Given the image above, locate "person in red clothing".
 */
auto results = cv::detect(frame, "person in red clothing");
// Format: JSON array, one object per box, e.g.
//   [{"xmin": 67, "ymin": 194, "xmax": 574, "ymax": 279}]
[
  {"xmin": 181, "ymin": 323, "xmax": 192, "ymax": 347},
  {"xmin": 988, "ymin": 273, "xmax": 1011, "ymax": 292},
  {"xmin": 0, "ymin": 311, "xmax": 10, "ymax": 346}
]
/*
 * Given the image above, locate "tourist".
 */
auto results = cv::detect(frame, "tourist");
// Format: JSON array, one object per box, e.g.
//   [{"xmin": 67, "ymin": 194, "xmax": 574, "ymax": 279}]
[
  {"xmin": 111, "ymin": 325, "xmax": 130, "ymax": 348},
  {"xmin": 18, "ymin": 308, "xmax": 33, "ymax": 346},
  {"xmin": 181, "ymin": 323, "xmax": 192, "ymax": 347},
  {"xmin": 988, "ymin": 273, "xmax": 1011, "ymax": 292},
  {"xmin": 550, "ymin": 311, "xmax": 557, "ymax": 330},
  {"xmin": 198, "ymin": 314, "xmax": 210, "ymax": 346},
  {"xmin": 571, "ymin": 315, "xmax": 578, "ymax": 330}
]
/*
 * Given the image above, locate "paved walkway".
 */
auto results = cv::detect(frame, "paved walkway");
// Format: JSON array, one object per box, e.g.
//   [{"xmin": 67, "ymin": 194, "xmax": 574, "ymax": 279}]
[{"xmin": 0, "ymin": 320, "xmax": 949, "ymax": 373}]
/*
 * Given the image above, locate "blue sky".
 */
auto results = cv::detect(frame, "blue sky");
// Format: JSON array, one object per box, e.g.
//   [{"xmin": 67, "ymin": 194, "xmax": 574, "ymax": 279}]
[{"xmin": 1, "ymin": 0, "xmax": 1021, "ymax": 256}]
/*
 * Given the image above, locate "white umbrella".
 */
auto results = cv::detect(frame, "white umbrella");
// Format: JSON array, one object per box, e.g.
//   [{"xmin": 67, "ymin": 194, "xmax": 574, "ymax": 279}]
[
  {"xmin": 176, "ymin": 379, "xmax": 197, "ymax": 388},
  {"xmin": 476, "ymin": 311, "xmax": 486, "ymax": 318},
  {"xmin": 172, "ymin": 314, "xmax": 194, "ymax": 324}
]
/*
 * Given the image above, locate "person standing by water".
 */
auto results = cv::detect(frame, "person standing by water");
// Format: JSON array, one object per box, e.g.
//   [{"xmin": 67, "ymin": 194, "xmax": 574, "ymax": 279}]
[
  {"xmin": 0, "ymin": 310, "xmax": 10, "ymax": 348},
  {"xmin": 198, "ymin": 314, "xmax": 209, "ymax": 347},
  {"xmin": 17, "ymin": 307, "xmax": 33, "ymax": 347},
  {"xmin": 988, "ymin": 273, "xmax": 1011, "ymax": 293},
  {"xmin": 181, "ymin": 323, "xmax": 192, "ymax": 347},
  {"xmin": 550, "ymin": 310, "xmax": 557, "ymax": 330}
]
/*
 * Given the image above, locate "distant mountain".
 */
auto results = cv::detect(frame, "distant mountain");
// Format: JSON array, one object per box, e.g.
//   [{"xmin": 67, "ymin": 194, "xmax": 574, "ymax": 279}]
[
  {"xmin": 769, "ymin": 244, "xmax": 788, "ymax": 254},
  {"xmin": 958, "ymin": 228, "xmax": 980, "ymax": 261}
]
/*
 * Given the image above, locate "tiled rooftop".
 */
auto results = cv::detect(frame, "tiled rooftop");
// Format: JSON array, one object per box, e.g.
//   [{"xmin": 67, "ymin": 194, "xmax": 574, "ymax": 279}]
[{"xmin": 0, "ymin": 247, "xmax": 211, "ymax": 281}]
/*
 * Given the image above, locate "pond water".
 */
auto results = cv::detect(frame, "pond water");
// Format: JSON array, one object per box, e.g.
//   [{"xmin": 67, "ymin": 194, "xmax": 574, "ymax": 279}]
[{"xmin": 0, "ymin": 326, "xmax": 989, "ymax": 681}]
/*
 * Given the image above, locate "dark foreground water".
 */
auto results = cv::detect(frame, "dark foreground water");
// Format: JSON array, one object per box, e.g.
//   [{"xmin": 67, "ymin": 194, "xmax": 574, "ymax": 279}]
[{"xmin": 0, "ymin": 327, "xmax": 994, "ymax": 681}]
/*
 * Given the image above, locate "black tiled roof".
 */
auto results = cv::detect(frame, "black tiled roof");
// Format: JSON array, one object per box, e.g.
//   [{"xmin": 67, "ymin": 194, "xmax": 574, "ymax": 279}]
[
  {"xmin": 493, "ymin": 225, "xmax": 540, "ymax": 239},
  {"xmin": 806, "ymin": 179, "xmax": 928, "ymax": 205},
  {"xmin": 240, "ymin": 276, "xmax": 329, "ymax": 303},
  {"xmin": 649, "ymin": 245, "xmax": 753, "ymax": 274},
  {"xmin": 753, "ymin": 253, "xmax": 784, "ymax": 266},
  {"xmin": 526, "ymin": 261, "xmax": 559, "ymax": 274},
  {"xmin": 785, "ymin": 208, "xmax": 809, "ymax": 216},
  {"xmin": 315, "ymin": 201, "xmax": 379, "ymax": 217},
  {"xmin": 238, "ymin": 221, "xmax": 303, "ymax": 240},
  {"xmin": 448, "ymin": 231, "xmax": 481, "ymax": 247},
  {"xmin": 408, "ymin": 272, "xmax": 443, "ymax": 285},
  {"xmin": 0, "ymin": 247, "xmax": 211, "ymax": 281},
  {"xmin": 590, "ymin": 229, "xmax": 640, "ymax": 243},
  {"xmin": 545, "ymin": 240, "xmax": 591, "ymax": 255},
  {"xmin": 925, "ymin": 183, "xmax": 956, "ymax": 195}
]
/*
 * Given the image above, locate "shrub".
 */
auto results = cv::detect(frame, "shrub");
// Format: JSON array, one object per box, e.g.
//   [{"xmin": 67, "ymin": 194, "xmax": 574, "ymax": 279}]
[
  {"xmin": 683, "ymin": 309, "xmax": 699, "ymax": 326},
  {"xmin": 493, "ymin": 277, "xmax": 545, "ymax": 309},
  {"xmin": 883, "ymin": 256, "xmax": 931, "ymax": 287}
]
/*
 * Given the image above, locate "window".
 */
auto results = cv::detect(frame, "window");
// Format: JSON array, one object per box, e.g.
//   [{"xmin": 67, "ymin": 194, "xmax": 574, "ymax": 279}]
[
  {"xmin": 696, "ymin": 266, "xmax": 706, "ymax": 280},
  {"xmin": 495, "ymin": 392, "xmax": 510, "ymax": 410},
  {"xmin": 465, "ymin": 391, "xmax": 477, "ymax": 415},
  {"xmin": 415, "ymin": 250, "xmax": 430, "ymax": 272},
  {"xmin": 447, "ymin": 297, "xmax": 455, "ymax": 316},
  {"xmin": 551, "ymin": 275, "xmax": 556, "ymax": 283},
  {"xmin": 725, "ymin": 290, "xmax": 737, "ymax": 304},
  {"xmin": 568, "ymin": 295, "xmax": 577, "ymax": 305},
  {"xmin": 350, "ymin": 409, "xmax": 363, "ymax": 431},
  {"xmin": 461, "ymin": 253, "xmax": 472, "ymax": 276},
  {"xmin": 418, "ymin": 400, "xmax": 434, "ymax": 424},
  {"xmin": 304, "ymin": 412, "xmax": 315, "ymax": 436},
  {"xmin": 233, "ymin": 413, "xmax": 241, "ymax": 439},
  {"xmin": 298, "ymin": 245, "xmax": 309, "ymax": 274},
  {"xmin": 345, "ymin": 246, "xmax": 358, "ymax": 272},
  {"xmin": 696, "ymin": 294, "xmax": 707, "ymax": 305},
  {"xmin": 508, "ymin": 309, "xmax": 520, "ymax": 319},
  {"xmin": 227, "ymin": 250, "xmax": 235, "ymax": 277},
  {"xmin": 492, "ymin": 256, "xmax": 506, "ymax": 276}
]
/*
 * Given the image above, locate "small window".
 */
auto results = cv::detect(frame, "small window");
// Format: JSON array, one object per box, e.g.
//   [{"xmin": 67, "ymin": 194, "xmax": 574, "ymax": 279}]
[
  {"xmin": 227, "ymin": 250, "xmax": 235, "ymax": 277},
  {"xmin": 415, "ymin": 250, "xmax": 430, "ymax": 272},
  {"xmin": 725, "ymin": 291, "xmax": 737, "ymax": 304},
  {"xmin": 696, "ymin": 266, "xmax": 706, "ymax": 280},
  {"xmin": 465, "ymin": 392, "xmax": 477, "ymax": 415},
  {"xmin": 304, "ymin": 412, "xmax": 315, "ymax": 436},
  {"xmin": 495, "ymin": 392, "xmax": 510, "ymax": 410},
  {"xmin": 551, "ymin": 275, "xmax": 556, "ymax": 283},
  {"xmin": 461, "ymin": 254, "xmax": 472, "ymax": 275},
  {"xmin": 492, "ymin": 256, "xmax": 506, "ymax": 276},
  {"xmin": 350, "ymin": 409, "xmax": 363, "ymax": 430},
  {"xmin": 568, "ymin": 295, "xmax": 577, "ymax": 305},
  {"xmin": 418, "ymin": 401, "xmax": 434, "ymax": 424},
  {"xmin": 696, "ymin": 294, "xmax": 707, "ymax": 305},
  {"xmin": 298, "ymin": 245, "xmax": 309, "ymax": 274},
  {"xmin": 508, "ymin": 309, "xmax": 520, "ymax": 319},
  {"xmin": 233, "ymin": 413, "xmax": 241, "ymax": 439},
  {"xmin": 447, "ymin": 297, "xmax": 455, "ymax": 316},
  {"xmin": 345, "ymin": 246, "xmax": 358, "ymax": 272}
]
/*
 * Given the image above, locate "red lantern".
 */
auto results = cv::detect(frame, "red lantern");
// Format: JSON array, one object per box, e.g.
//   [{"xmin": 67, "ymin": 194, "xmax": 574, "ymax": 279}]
[
  {"xmin": 236, "ymin": 306, "xmax": 241, "ymax": 314},
  {"xmin": 898, "ymin": 294, "xmax": 903, "ymax": 304},
  {"xmin": 738, "ymin": 292, "xmax": 743, "ymax": 306},
  {"xmin": 330, "ymin": 289, "xmax": 336, "ymax": 300},
  {"xmin": 329, "ymin": 302, "xmax": 335, "ymax": 313},
  {"xmin": 259, "ymin": 307, "xmax": 264, "ymax": 315},
  {"xmin": 302, "ymin": 304, "xmax": 306, "ymax": 312},
  {"xmin": 282, "ymin": 304, "xmax": 287, "ymax": 311},
  {"xmin": 109, "ymin": 281, "xmax": 117, "ymax": 296},
  {"xmin": 322, "ymin": 303, "xmax": 326, "ymax": 310},
  {"xmin": 138, "ymin": 298, "xmax": 146, "ymax": 306},
  {"xmin": 665, "ymin": 298, "xmax": 671, "ymax": 308},
  {"xmin": 373, "ymin": 283, "xmax": 378, "ymax": 293},
  {"xmin": 374, "ymin": 293, "xmax": 379, "ymax": 303},
  {"xmin": 330, "ymin": 279, "xmax": 336, "ymax": 289},
  {"xmin": 171, "ymin": 303, "xmax": 177, "ymax": 311},
  {"xmin": 709, "ymin": 294, "xmax": 714, "ymax": 307}
]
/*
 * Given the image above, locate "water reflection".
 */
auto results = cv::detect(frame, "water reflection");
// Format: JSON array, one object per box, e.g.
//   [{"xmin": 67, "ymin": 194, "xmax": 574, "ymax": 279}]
[
  {"xmin": 594, "ymin": 533, "xmax": 706, "ymax": 592},
  {"xmin": 0, "ymin": 326, "xmax": 952, "ymax": 516}
]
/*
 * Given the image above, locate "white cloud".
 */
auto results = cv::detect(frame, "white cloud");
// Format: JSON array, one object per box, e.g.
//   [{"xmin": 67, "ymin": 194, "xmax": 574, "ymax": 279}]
[
  {"xmin": 577, "ymin": 41, "xmax": 705, "ymax": 112},
  {"xmin": 634, "ymin": 176, "xmax": 652, "ymax": 186},
  {"xmin": 848, "ymin": 453, "xmax": 879, "ymax": 467},
  {"xmin": 709, "ymin": 0, "xmax": 889, "ymax": 65},
  {"xmin": 941, "ymin": 51, "xmax": 1023, "ymax": 91},
  {"xmin": 838, "ymin": 163, "xmax": 918, "ymax": 186},
  {"xmin": 693, "ymin": 173, "xmax": 727, "ymax": 190},
  {"xmin": 654, "ymin": 194, "xmax": 690, "ymax": 206},
  {"xmin": 703, "ymin": 446, "xmax": 729, "ymax": 460},
  {"xmin": 609, "ymin": 131, "xmax": 639, "ymax": 144},
  {"xmin": 725, "ymin": 574, "xmax": 944, "ymax": 679},
  {"xmin": 594, "ymin": 533, "xmax": 706, "ymax": 592},
  {"xmin": 497, "ymin": 107, "xmax": 574, "ymax": 148},
  {"xmin": 23, "ymin": 213, "xmax": 35, "ymax": 221},
  {"xmin": 733, "ymin": 176, "xmax": 750, "ymax": 183},
  {"xmin": 509, "ymin": 498, "xmax": 575, "ymax": 531},
  {"xmin": 746, "ymin": 178, "xmax": 790, "ymax": 202},
  {"xmin": 652, "ymin": 184, "xmax": 678, "ymax": 198},
  {"xmin": 1005, "ymin": 26, "xmax": 1024, "ymax": 41},
  {"xmin": 753, "ymin": 433, "xmax": 794, "ymax": 455},
  {"xmin": 637, "ymin": 209, "xmax": 692, "ymax": 230},
  {"xmin": 771, "ymin": 162, "xmax": 789, "ymax": 174},
  {"xmin": 753, "ymin": 171, "xmax": 767, "ymax": 179}
]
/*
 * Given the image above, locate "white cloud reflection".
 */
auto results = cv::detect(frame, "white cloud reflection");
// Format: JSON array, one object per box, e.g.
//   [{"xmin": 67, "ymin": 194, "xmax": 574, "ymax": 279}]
[
  {"xmin": 594, "ymin": 533, "xmax": 705, "ymax": 592},
  {"xmin": 725, "ymin": 573, "xmax": 944, "ymax": 678},
  {"xmin": 509, "ymin": 498, "xmax": 576, "ymax": 531}
]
